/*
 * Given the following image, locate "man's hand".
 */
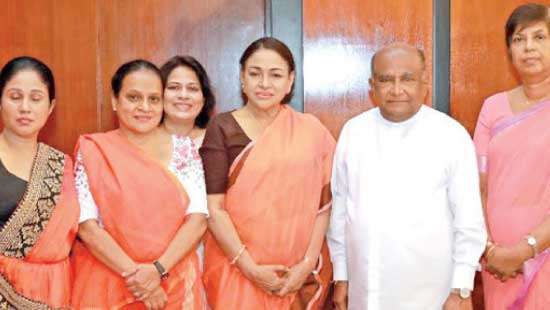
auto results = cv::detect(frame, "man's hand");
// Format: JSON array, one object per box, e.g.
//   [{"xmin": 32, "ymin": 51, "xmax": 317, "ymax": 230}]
[{"xmin": 333, "ymin": 281, "xmax": 348, "ymax": 310}]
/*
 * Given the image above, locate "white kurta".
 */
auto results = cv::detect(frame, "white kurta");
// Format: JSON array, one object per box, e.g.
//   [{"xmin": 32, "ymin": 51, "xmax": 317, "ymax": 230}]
[{"xmin": 328, "ymin": 106, "xmax": 487, "ymax": 310}]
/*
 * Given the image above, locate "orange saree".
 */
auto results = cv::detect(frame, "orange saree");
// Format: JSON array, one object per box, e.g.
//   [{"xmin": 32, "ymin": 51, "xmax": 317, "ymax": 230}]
[
  {"xmin": 203, "ymin": 106, "xmax": 335, "ymax": 309},
  {"xmin": 71, "ymin": 131, "xmax": 205, "ymax": 309},
  {"xmin": 0, "ymin": 143, "xmax": 79, "ymax": 309}
]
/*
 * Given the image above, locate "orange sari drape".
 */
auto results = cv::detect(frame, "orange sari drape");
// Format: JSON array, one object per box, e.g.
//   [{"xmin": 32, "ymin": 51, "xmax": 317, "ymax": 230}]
[
  {"xmin": 0, "ymin": 143, "xmax": 79, "ymax": 309},
  {"xmin": 71, "ymin": 131, "xmax": 204, "ymax": 309},
  {"xmin": 203, "ymin": 106, "xmax": 335, "ymax": 309}
]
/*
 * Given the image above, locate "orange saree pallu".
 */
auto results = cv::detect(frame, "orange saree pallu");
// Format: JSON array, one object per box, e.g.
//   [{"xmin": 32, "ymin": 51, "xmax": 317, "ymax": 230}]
[
  {"xmin": 71, "ymin": 131, "xmax": 205, "ymax": 309},
  {"xmin": 0, "ymin": 144, "xmax": 79, "ymax": 309},
  {"xmin": 203, "ymin": 106, "xmax": 335, "ymax": 309}
]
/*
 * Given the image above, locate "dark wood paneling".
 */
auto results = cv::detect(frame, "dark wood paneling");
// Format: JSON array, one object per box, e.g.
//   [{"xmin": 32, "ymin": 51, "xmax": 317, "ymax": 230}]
[
  {"xmin": 450, "ymin": 0, "xmax": 536, "ymax": 135},
  {"xmin": 97, "ymin": 0, "xmax": 265, "ymax": 131},
  {"xmin": 303, "ymin": 0, "xmax": 433, "ymax": 138}
]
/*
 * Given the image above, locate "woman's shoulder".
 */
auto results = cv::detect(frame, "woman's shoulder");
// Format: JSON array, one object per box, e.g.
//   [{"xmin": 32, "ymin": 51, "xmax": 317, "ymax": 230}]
[
  {"xmin": 37, "ymin": 142, "xmax": 72, "ymax": 168},
  {"xmin": 209, "ymin": 110, "xmax": 236, "ymax": 125}
]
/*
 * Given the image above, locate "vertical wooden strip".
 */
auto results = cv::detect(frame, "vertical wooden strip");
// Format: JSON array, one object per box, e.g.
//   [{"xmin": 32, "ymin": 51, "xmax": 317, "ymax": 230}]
[
  {"xmin": 433, "ymin": 0, "xmax": 450, "ymax": 114},
  {"xmin": 270, "ymin": 0, "xmax": 304, "ymax": 111}
]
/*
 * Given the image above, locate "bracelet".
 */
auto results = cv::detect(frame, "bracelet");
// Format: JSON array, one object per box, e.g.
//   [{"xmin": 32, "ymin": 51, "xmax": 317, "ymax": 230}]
[
  {"xmin": 230, "ymin": 245, "xmax": 246, "ymax": 265},
  {"xmin": 485, "ymin": 240, "xmax": 497, "ymax": 257}
]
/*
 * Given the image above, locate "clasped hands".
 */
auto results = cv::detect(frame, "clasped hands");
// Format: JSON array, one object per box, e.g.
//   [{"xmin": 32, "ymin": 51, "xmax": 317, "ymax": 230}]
[
  {"xmin": 242, "ymin": 258, "xmax": 316, "ymax": 297},
  {"xmin": 484, "ymin": 241, "xmax": 532, "ymax": 282},
  {"xmin": 122, "ymin": 264, "xmax": 167, "ymax": 310}
]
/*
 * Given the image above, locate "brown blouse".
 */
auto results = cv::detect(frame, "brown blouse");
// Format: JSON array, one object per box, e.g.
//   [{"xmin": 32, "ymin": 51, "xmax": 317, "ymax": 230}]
[{"xmin": 199, "ymin": 111, "xmax": 251, "ymax": 194}]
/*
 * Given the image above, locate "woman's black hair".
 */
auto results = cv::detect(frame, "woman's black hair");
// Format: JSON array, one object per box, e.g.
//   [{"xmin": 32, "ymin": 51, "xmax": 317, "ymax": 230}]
[
  {"xmin": 0, "ymin": 56, "xmax": 55, "ymax": 102},
  {"xmin": 111, "ymin": 59, "xmax": 162, "ymax": 98}
]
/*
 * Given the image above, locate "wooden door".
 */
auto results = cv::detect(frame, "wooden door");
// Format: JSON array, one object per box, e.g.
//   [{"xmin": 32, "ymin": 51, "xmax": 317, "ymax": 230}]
[{"xmin": 303, "ymin": 0, "xmax": 433, "ymax": 138}]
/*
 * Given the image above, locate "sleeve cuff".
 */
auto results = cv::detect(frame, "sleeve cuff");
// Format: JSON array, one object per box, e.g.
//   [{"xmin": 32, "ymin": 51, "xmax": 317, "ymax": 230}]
[
  {"xmin": 332, "ymin": 260, "xmax": 348, "ymax": 281},
  {"xmin": 451, "ymin": 263, "xmax": 477, "ymax": 290}
]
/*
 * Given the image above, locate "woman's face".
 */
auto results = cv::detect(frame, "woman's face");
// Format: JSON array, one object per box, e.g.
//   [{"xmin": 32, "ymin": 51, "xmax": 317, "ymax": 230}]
[
  {"xmin": 0, "ymin": 70, "xmax": 54, "ymax": 139},
  {"xmin": 510, "ymin": 21, "xmax": 550, "ymax": 78},
  {"xmin": 112, "ymin": 69, "xmax": 163, "ymax": 135},
  {"xmin": 163, "ymin": 66, "xmax": 204, "ymax": 124},
  {"xmin": 240, "ymin": 48, "xmax": 294, "ymax": 110}
]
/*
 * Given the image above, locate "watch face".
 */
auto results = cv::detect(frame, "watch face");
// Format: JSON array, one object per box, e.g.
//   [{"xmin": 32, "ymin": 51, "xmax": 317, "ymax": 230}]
[{"xmin": 527, "ymin": 236, "xmax": 537, "ymax": 246}]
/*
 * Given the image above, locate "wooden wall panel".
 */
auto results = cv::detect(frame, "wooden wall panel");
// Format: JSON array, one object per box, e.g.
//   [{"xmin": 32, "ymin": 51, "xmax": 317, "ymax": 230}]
[
  {"xmin": 450, "ymin": 0, "xmax": 540, "ymax": 134},
  {"xmin": 303, "ymin": 0, "xmax": 433, "ymax": 138},
  {"xmin": 96, "ymin": 0, "xmax": 265, "ymax": 130},
  {"xmin": 0, "ymin": 0, "xmax": 264, "ymax": 153},
  {"xmin": 0, "ymin": 1, "xmax": 99, "ymax": 154}
]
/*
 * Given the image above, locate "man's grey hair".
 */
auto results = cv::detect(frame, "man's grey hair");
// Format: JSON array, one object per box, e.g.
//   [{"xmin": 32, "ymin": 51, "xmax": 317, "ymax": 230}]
[{"xmin": 370, "ymin": 44, "xmax": 426, "ymax": 77}]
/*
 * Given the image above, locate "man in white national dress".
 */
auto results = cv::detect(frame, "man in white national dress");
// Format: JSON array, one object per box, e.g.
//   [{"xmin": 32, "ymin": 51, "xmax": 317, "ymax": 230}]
[{"xmin": 328, "ymin": 43, "xmax": 487, "ymax": 310}]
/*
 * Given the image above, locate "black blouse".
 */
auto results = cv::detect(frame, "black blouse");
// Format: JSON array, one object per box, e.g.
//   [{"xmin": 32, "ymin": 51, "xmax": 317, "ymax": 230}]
[{"xmin": 0, "ymin": 159, "xmax": 27, "ymax": 229}]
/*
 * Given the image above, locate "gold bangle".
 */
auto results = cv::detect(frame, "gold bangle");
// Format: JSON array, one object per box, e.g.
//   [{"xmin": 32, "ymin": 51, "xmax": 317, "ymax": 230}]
[
  {"xmin": 485, "ymin": 243, "xmax": 497, "ymax": 257},
  {"xmin": 230, "ymin": 245, "xmax": 246, "ymax": 265}
]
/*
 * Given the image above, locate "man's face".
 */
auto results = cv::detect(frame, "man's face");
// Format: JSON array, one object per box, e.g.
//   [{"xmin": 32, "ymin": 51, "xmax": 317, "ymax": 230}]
[{"xmin": 369, "ymin": 48, "xmax": 428, "ymax": 122}]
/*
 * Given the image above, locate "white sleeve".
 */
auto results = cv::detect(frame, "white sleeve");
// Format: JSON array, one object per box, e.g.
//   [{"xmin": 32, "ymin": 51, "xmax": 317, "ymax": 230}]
[
  {"xmin": 74, "ymin": 150, "xmax": 102, "ymax": 224},
  {"xmin": 327, "ymin": 124, "xmax": 350, "ymax": 281},
  {"xmin": 172, "ymin": 136, "xmax": 209, "ymax": 216},
  {"xmin": 447, "ymin": 128, "xmax": 488, "ymax": 290}
]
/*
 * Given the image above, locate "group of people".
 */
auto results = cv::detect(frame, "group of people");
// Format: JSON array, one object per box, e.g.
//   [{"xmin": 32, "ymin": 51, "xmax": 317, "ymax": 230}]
[{"xmin": 0, "ymin": 3, "xmax": 548, "ymax": 310}]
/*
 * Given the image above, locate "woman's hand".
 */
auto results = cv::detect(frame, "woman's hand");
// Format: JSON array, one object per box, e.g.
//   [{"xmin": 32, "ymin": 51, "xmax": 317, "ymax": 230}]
[
  {"xmin": 485, "ymin": 242, "xmax": 531, "ymax": 281},
  {"xmin": 142, "ymin": 286, "xmax": 168, "ymax": 310},
  {"xmin": 239, "ymin": 260, "xmax": 288, "ymax": 294},
  {"xmin": 277, "ymin": 259, "xmax": 315, "ymax": 296},
  {"xmin": 124, "ymin": 264, "xmax": 162, "ymax": 300}
]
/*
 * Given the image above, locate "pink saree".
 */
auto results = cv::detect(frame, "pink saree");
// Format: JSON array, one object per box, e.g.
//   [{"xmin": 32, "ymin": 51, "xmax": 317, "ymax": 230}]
[{"xmin": 474, "ymin": 92, "xmax": 550, "ymax": 309}]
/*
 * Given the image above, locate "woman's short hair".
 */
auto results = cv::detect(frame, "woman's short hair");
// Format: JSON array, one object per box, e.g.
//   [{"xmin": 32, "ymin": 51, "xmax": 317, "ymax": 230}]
[{"xmin": 505, "ymin": 3, "xmax": 550, "ymax": 48}]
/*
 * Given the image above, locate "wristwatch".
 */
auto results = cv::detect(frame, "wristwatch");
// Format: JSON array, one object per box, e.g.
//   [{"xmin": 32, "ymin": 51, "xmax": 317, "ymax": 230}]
[
  {"xmin": 525, "ymin": 234, "xmax": 538, "ymax": 257},
  {"xmin": 153, "ymin": 261, "xmax": 170, "ymax": 281},
  {"xmin": 452, "ymin": 288, "xmax": 471, "ymax": 299}
]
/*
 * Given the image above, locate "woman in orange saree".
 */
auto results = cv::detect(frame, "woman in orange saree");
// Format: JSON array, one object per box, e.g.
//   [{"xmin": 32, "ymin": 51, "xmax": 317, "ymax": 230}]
[
  {"xmin": 71, "ymin": 60, "xmax": 208, "ymax": 309},
  {"xmin": 0, "ymin": 56, "xmax": 79, "ymax": 308},
  {"xmin": 200, "ymin": 37, "xmax": 335, "ymax": 309},
  {"xmin": 473, "ymin": 4, "xmax": 550, "ymax": 309}
]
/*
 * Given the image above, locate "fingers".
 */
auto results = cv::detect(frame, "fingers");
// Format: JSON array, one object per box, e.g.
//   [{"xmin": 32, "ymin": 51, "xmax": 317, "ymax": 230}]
[
  {"xmin": 122, "ymin": 268, "xmax": 139, "ymax": 278},
  {"xmin": 266, "ymin": 265, "xmax": 290, "ymax": 274}
]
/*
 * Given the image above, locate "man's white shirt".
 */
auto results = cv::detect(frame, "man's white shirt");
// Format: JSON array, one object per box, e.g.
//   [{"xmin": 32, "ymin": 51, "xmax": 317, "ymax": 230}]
[{"xmin": 328, "ymin": 105, "xmax": 487, "ymax": 309}]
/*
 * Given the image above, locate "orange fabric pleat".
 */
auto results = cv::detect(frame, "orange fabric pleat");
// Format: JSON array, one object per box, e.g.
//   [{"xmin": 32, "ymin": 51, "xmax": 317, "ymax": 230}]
[
  {"xmin": 203, "ymin": 106, "xmax": 335, "ymax": 309},
  {"xmin": 71, "ymin": 131, "xmax": 205, "ymax": 309},
  {"xmin": 0, "ymin": 156, "xmax": 79, "ymax": 308}
]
